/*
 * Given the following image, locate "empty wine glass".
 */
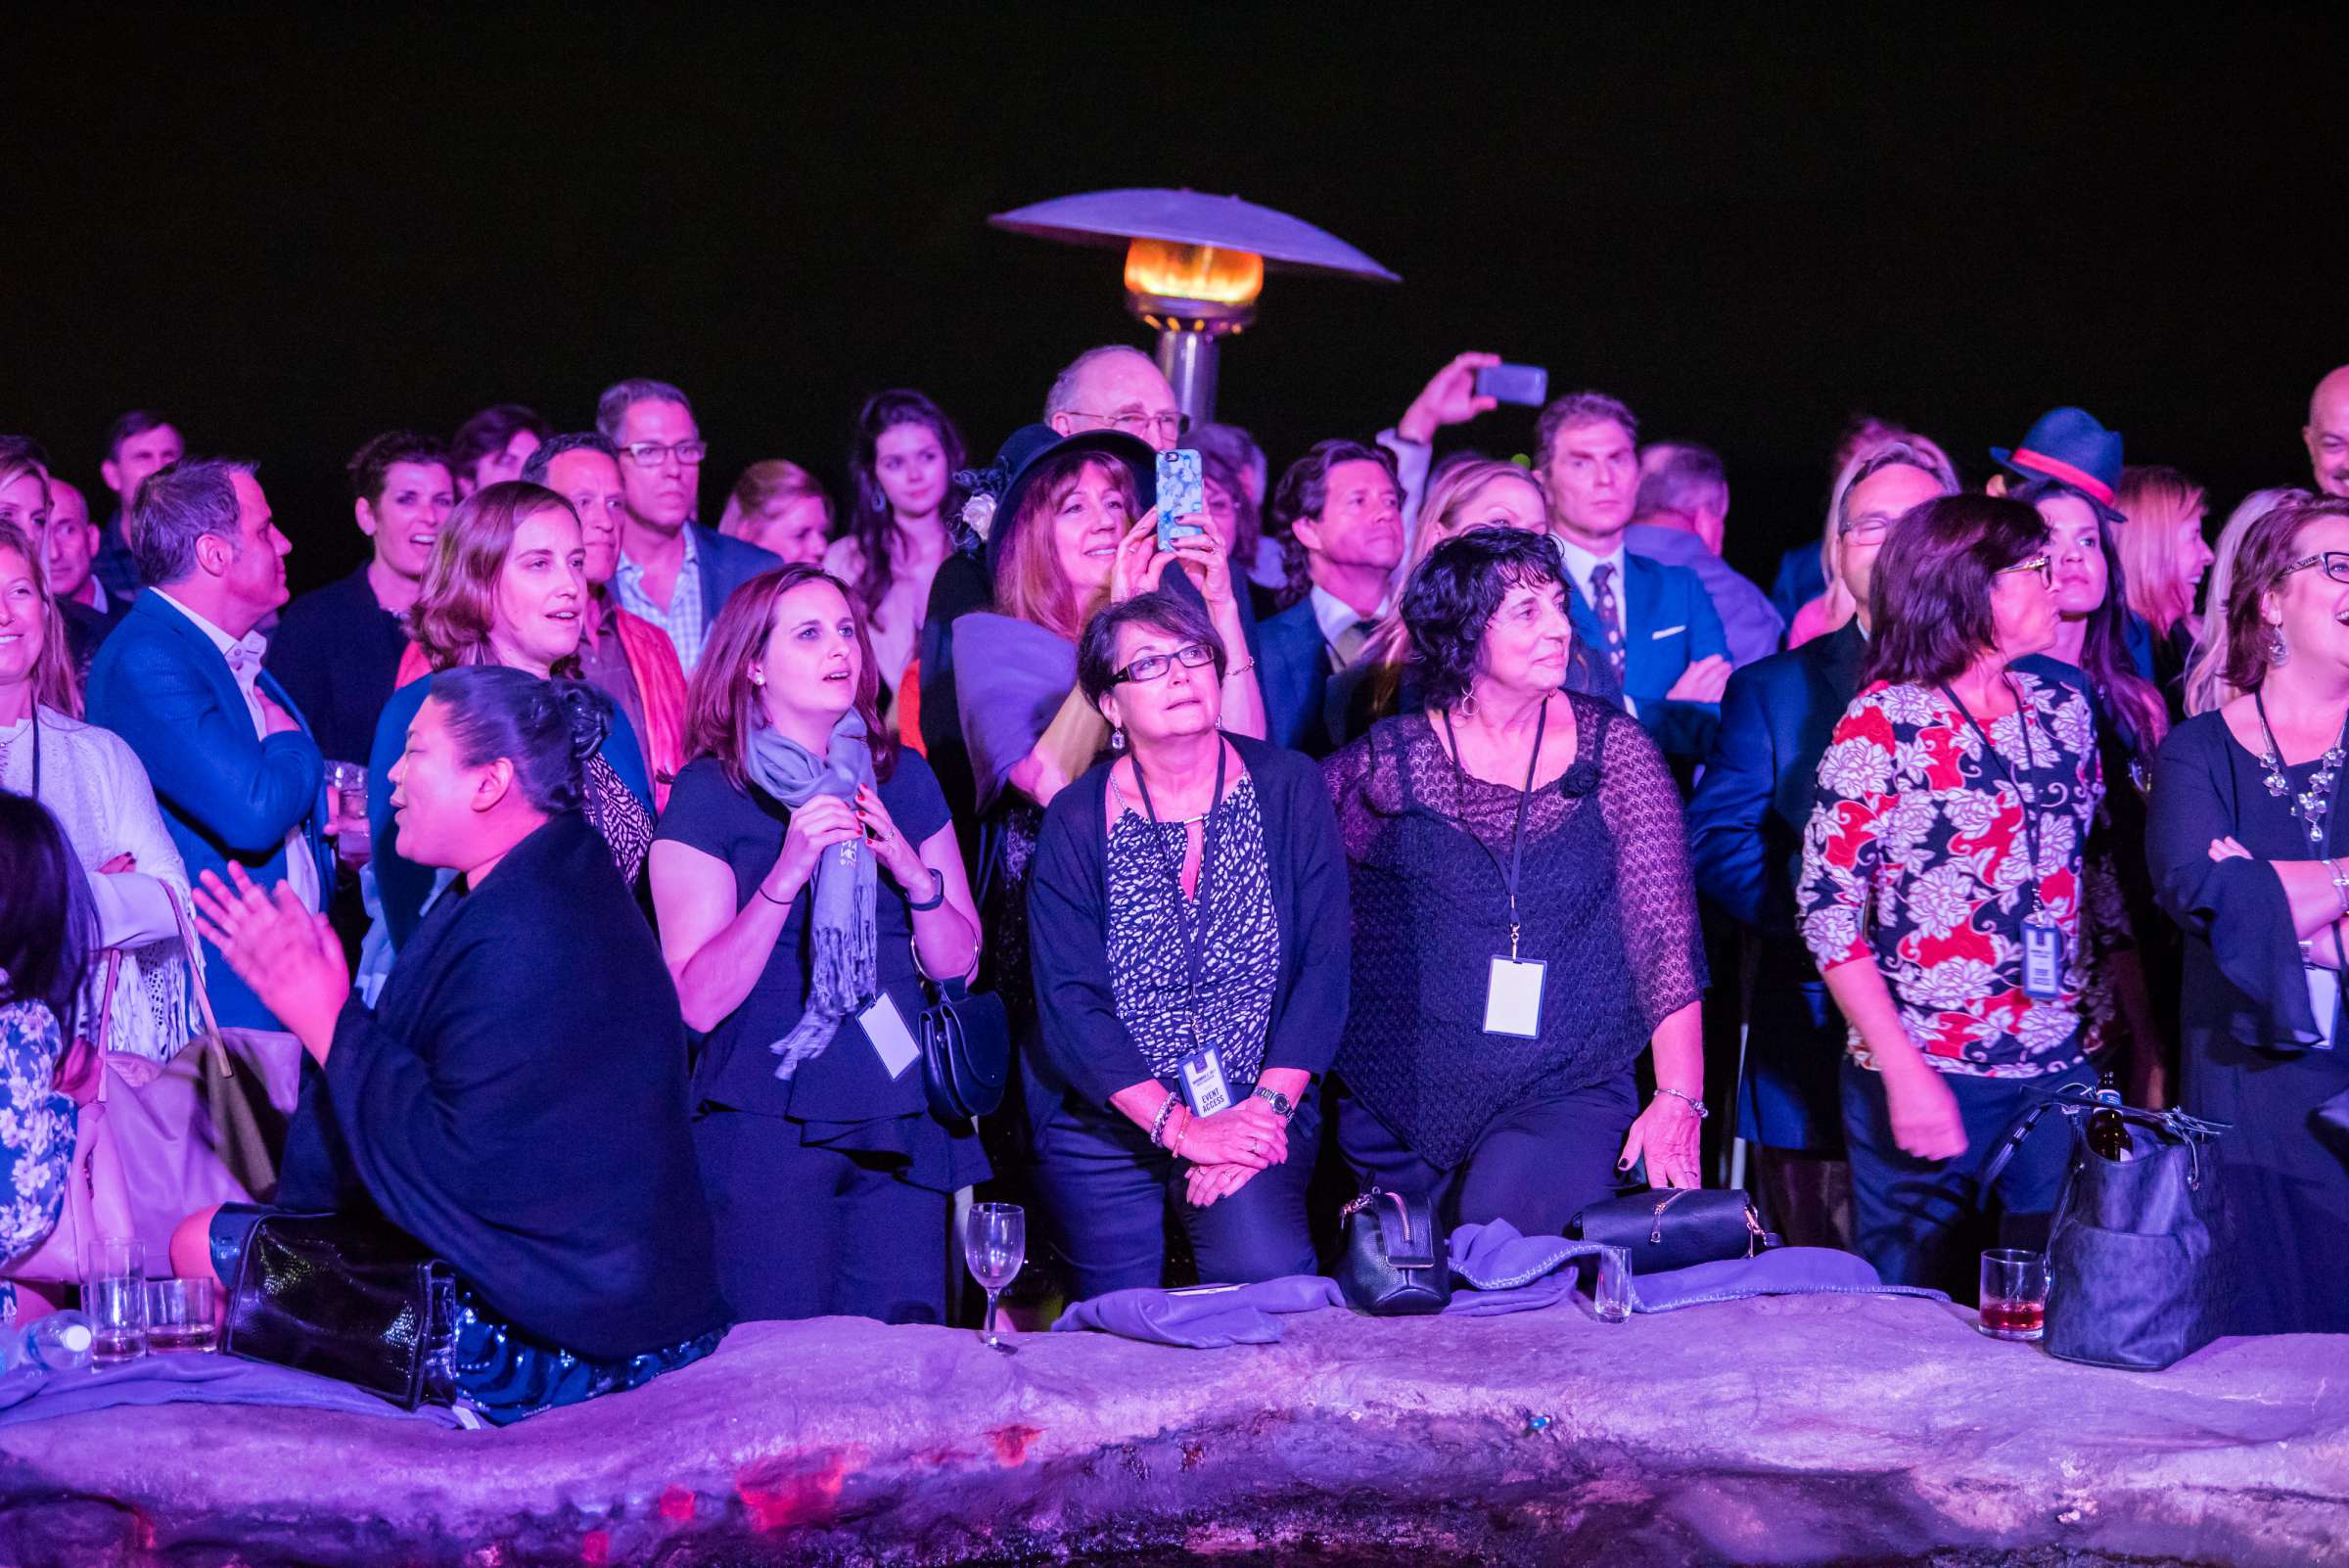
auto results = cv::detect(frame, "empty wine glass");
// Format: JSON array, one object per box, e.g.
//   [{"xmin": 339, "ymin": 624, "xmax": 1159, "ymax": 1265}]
[{"xmin": 963, "ymin": 1202, "xmax": 1026, "ymax": 1354}]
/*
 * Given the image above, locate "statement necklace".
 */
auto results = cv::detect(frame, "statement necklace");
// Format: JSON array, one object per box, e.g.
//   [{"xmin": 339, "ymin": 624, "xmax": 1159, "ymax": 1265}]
[{"xmin": 2252, "ymin": 690, "xmax": 2349, "ymax": 846}]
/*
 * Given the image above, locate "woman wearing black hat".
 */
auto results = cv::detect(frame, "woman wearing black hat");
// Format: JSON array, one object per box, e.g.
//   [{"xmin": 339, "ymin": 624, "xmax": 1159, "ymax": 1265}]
[{"xmin": 950, "ymin": 427, "xmax": 1267, "ymax": 1066}]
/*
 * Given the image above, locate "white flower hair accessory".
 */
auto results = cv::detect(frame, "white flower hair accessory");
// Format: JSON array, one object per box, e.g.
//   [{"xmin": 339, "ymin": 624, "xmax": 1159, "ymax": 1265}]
[
  {"xmin": 960, "ymin": 491, "xmax": 998, "ymax": 540},
  {"xmin": 951, "ymin": 460, "xmax": 1011, "ymax": 547}
]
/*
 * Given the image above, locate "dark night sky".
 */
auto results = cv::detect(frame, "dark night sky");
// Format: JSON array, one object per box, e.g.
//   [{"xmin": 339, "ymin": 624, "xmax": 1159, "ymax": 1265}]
[{"xmin": 4, "ymin": 6, "xmax": 2344, "ymax": 596}]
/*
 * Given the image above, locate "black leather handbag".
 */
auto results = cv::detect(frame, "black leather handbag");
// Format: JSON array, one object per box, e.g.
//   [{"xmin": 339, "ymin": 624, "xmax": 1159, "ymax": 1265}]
[
  {"xmin": 222, "ymin": 1212, "xmax": 458, "ymax": 1409},
  {"xmin": 1335, "ymin": 1188, "xmax": 1452, "ymax": 1314},
  {"xmin": 1981, "ymin": 1084, "xmax": 2233, "ymax": 1371},
  {"xmin": 917, "ymin": 976, "xmax": 1010, "ymax": 1124},
  {"xmin": 1567, "ymin": 1188, "xmax": 1775, "ymax": 1274}
]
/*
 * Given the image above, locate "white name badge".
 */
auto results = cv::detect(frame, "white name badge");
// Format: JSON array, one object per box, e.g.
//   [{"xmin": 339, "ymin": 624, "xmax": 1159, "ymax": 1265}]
[
  {"xmin": 2020, "ymin": 922, "xmax": 2065, "ymax": 1002},
  {"xmin": 1178, "ymin": 1044, "xmax": 1233, "ymax": 1117},
  {"xmin": 859, "ymin": 992, "xmax": 921, "ymax": 1081},
  {"xmin": 1484, "ymin": 956, "xmax": 1547, "ymax": 1038}
]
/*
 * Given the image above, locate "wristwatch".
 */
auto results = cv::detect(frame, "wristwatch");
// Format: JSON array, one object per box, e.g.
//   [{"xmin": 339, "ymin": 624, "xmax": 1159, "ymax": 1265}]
[{"xmin": 1251, "ymin": 1085, "xmax": 1296, "ymax": 1121}]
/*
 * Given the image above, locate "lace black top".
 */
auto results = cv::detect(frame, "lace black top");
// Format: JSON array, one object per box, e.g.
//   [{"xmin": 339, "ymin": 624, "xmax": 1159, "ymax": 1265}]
[{"xmin": 1323, "ymin": 694, "xmax": 1706, "ymax": 1168}]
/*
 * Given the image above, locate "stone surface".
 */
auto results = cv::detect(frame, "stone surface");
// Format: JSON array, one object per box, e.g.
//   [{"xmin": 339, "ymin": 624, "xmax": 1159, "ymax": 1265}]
[{"xmin": 3, "ymin": 1292, "xmax": 2346, "ymax": 1566}]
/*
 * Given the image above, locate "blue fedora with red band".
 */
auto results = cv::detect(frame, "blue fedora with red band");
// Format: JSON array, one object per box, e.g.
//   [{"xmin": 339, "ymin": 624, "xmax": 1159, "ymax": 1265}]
[{"xmin": 1991, "ymin": 406, "xmax": 2127, "ymax": 523}]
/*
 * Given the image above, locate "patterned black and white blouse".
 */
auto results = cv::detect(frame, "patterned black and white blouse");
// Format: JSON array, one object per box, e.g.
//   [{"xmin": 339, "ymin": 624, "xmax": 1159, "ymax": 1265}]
[{"xmin": 1104, "ymin": 768, "xmax": 1282, "ymax": 1085}]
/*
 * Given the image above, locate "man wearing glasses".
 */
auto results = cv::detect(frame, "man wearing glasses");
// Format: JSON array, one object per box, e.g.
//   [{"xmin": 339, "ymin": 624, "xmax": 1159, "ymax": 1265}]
[
  {"xmin": 595, "ymin": 378, "xmax": 777, "ymax": 673},
  {"xmin": 1043, "ymin": 346, "xmax": 1189, "ymax": 451},
  {"xmin": 1684, "ymin": 439, "xmax": 1958, "ymax": 1251}
]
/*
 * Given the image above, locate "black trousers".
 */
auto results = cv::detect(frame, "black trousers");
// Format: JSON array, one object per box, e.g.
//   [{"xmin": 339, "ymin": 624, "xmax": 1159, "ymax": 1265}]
[
  {"xmin": 1030, "ymin": 1091, "xmax": 1320, "ymax": 1302},
  {"xmin": 1334, "ymin": 1073, "xmax": 1638, "ymax": 1235}
]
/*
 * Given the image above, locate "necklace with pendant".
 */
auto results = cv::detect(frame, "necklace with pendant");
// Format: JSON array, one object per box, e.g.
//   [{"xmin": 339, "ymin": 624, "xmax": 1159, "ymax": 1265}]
[{"xmin": 2253, "ymin": 690, "xmax": 2349, "ymax": 846}]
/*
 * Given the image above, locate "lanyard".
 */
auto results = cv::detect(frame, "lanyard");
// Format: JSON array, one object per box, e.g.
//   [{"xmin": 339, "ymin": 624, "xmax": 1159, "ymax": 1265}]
[
  {"xmin": 1941, "ymin": 677, "xmax": 2050, "ymax": 913},
  {"xmin": 1128, "ymin": 738, "xmax": 1228, "ymax": 1046},
  {"xmin": 1439, "ymin": 698, "xmax": 1547, "ymax": 960}
]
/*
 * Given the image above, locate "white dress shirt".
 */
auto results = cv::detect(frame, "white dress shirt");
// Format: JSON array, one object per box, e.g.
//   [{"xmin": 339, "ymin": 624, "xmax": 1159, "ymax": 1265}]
[
  {"xmin": 152, "ymin": 589, "xmax": 323, "ymax": 914},
  {"xmin": 1309, "ymin": 583, "xmax": 1389, "ymax": 671}
]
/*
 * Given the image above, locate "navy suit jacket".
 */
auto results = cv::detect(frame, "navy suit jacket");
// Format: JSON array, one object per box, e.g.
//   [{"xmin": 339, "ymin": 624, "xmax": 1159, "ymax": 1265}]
[
  {"xmin": 691, "ymin": 524, "xmax": 780, "ymax": 626},
  {"xmin": 85, "ymin": 591, "xmax": 332, "ymax": 1031},
  {"xmin": 1571, "ymin": 553, "xmax": 1727, "ymax": 770},
  {"xmin": 1684, "ymin": 621, "xmax": 1866, "ymax": 1149},
  {"xmin": 1257, "ymin": 596, "xmax": 1335, "ymax": 757}
]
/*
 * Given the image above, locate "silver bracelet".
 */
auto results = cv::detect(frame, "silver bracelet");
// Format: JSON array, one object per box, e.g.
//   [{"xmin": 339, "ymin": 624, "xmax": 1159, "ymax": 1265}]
[{"xmin": 1654, "ymin": 1086, "xmax": 1709, "ymax": 1120}]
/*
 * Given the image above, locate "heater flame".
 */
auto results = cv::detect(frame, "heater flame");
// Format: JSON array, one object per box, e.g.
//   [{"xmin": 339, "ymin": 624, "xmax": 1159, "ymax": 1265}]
[{"xmin": 1123, "ymin": 239, "xmax": 1264, "ymax": 307}]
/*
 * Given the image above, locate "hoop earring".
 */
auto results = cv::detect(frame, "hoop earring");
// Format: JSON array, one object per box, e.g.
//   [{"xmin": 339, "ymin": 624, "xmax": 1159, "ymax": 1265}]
[
  {"xmin": 1456, "ymin": 691, "xmax": 1480, "ymax": 719},
  {"xmin": 865, "ymin": 483, "xmax": 888, "ymax": 516}
]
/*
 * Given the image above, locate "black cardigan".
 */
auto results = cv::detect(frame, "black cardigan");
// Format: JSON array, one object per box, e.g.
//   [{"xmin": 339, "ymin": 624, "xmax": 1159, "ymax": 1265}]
[
  {"xmin": 1028, "ymin": 732, "xmax": 1352, "ymax": 1113},
  {"xmin": 282, "ymin": 811, "xmax": 728, "ymax": 1359}
]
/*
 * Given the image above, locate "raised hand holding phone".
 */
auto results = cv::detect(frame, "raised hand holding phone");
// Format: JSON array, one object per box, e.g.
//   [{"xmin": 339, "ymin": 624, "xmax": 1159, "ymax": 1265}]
[{"xmin": 1155, "ymin": 448, "xmax": 1207, "ymax": 553}]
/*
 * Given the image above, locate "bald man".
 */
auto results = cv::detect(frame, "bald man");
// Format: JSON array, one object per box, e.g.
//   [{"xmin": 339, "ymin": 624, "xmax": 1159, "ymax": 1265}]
[{"xmin": 2306, "ymin": 365, "xmax": 2349, "ymax": 499}]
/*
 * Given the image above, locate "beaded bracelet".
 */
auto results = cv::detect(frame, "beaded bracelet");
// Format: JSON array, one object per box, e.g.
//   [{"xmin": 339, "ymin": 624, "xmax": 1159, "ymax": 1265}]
[{"xmin": 1150, "ymin": 1093, "xmax": 1179, "ymax": 1149}]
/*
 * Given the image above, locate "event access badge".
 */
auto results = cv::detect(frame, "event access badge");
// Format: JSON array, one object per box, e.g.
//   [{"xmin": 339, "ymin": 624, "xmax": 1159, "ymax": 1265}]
[
  {"xmin": 860, "ymin": 992, "xmax": 921, "ymax": 1081},
  {"xmin": 2020, "ymin": 920, "xmax": 2065, "ymax": 1002},
  {"xmin": 1178, "ymin": 1044, "xmax": 1233, "ymax": 1117},
  {"xmin": 1484, "ymin": 956, "xmax": 1547, "ymax": 1038}
]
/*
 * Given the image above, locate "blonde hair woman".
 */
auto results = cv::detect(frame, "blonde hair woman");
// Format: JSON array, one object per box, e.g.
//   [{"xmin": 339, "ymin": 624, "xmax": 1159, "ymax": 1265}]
[
  {"xmin": 2182, "ymin": 488, "xmax": 2309, "ymax": 716},
  {"xmin": 1326, "ymin": 460, "xmax": 1617, "ymax": 747}
]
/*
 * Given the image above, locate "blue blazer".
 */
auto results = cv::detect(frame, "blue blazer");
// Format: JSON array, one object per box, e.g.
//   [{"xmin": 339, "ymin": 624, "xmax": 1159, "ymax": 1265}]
[
  {"xmin": 85, "ymin": 591, "xmax": 332, "ymax": 1031},
  {"xmin": 1256, "ymin": 596, "xmax": 1335, "ymax": 758},
  {"xmin": 1568, "ymin": 553, "xmax": 1727, "ymax": 770},
  {"xmin": 1683, "ymin": 621, "xmax": 1865, "ymax": 1151},
  {"xmin": 691, "ymin": 524, "xmax": 780, "ymax": 625}
]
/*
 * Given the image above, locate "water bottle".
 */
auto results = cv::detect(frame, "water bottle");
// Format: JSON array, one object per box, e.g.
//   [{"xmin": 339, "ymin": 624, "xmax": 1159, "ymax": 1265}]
[{"xmin": 1, "ymin": 1311, "xmax": 96, "ymax": 1373}]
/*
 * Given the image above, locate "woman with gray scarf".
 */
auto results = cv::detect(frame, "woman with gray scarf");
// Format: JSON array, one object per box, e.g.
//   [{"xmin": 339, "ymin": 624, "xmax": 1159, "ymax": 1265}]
[{"xmin": 650, "ymin": 564, "xmax": 984, "ymax": 1323}]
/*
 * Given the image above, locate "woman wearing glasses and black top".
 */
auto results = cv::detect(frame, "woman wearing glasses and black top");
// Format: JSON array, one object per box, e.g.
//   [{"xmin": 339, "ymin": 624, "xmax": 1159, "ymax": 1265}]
[
  {"xmin": 2146, "ymin": 494, "xmax": 2349, "ymax": 1335},
  {"xmin": 1027, "ymin": 589, "xmax": 1348, "ymax": 1299},
  {"xmin": 1798, "ymin": 495, "xmax": 2130, "ymax": 1294}
]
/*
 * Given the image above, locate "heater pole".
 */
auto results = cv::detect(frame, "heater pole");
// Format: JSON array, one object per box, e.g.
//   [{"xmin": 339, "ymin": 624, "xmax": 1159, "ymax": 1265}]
[{"xmin": 1154, "ymin": 328, "xmax": 1220, "ymax": 428}]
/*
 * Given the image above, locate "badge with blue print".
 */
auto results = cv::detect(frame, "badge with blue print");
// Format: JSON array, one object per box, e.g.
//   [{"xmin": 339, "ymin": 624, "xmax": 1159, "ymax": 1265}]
[
  {"xmin": 1177, "ymin": 1043, "xmax": 1233, "ymax": 1117},
  {"xmin": 2020, "ymin": 916, "xmax": 2065, "ymax": 1001}
]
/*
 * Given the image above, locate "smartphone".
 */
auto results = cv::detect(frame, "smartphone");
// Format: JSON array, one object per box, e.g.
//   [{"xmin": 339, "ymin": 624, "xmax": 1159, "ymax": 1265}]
[
  {"xmin": 1474, "ymin": 363, "xmax": 1549, "ymax": 407},
  {"xmin": 1155, "ymin": 448, "xmax": 1207, "ymax": 551}
]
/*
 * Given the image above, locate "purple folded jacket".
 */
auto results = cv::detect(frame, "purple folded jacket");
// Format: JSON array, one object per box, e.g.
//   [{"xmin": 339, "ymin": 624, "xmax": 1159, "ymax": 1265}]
[
  {"xmin": 1051, "ymin": 1274, "xmax": 1346, "ymax": 1347},
  {"xmin": 0, "ymin": 1350, "xmax": 465, "ymax": 1428}
]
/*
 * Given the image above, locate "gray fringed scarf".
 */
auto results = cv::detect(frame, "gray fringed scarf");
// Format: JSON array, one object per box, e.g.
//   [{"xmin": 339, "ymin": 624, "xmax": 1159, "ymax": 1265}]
[{"xmin": 746, "ymin": 712, "xmax": 879, "ymax": 1078}]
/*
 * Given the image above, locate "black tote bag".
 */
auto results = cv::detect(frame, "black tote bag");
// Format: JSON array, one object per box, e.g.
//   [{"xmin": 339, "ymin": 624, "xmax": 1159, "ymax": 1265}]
[{"xmin": 1983, "ymin": 1084, "xmax": 2232, "ymax": 1371}]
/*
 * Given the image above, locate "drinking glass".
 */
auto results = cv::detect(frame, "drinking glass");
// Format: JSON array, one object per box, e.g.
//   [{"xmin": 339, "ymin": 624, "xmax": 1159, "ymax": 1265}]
[
  {"xmin": 1977, "ymin": 1248, "xmax": 2050, "ymax": 1341},
  {"xmin": 84, "ymin": 1236, "xmax": 148, "ymax": 1365},
  {"xmin": 1591, "ymin": 1245, "xmax": 1635, "ymax": 1323},
  {"xmin": 146, "ymin": 1278, "xmax": 218, "ymax": 1354},
  {"xmin": 963, "ymin": 1202, "xmax": 1026, "ymax": 1353},
  {"xmin": 325, "ymin": 761, "xmax": 371, "ymax": 862}
]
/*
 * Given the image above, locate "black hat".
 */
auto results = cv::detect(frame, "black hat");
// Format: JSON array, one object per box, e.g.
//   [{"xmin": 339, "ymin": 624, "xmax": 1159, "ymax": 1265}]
[{"xmin": 953, "ymin": 423, "xmax": 1156, "ymax": 583}]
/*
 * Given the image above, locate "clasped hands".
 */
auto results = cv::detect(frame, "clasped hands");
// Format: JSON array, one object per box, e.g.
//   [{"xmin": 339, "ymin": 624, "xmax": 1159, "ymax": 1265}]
[{"xmin": 1174, "ymin": 1095, "xmax": 1291, "ymax": 1210}]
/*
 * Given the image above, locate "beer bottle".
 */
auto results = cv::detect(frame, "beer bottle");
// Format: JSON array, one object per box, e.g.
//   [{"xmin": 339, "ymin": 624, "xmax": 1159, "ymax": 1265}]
[{"xmin": 2086, "ymin": 1070, "xmax": 2133, "ymax": 1162}]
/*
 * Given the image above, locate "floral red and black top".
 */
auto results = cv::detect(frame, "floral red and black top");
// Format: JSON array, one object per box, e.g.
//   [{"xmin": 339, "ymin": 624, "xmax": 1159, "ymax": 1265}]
[{"xmin": 1797, "ymin": 670, "xmax": 2127, "ymax": 1077}]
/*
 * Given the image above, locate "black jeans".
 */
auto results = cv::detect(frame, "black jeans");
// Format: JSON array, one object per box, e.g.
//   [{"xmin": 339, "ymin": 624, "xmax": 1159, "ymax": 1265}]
[
  {"xmin": 1031, "ymin": 1089, "xmax": 1320, "ymax": 1301},
  {"xmin": 1840, "ymin": 1059, "xmax": 2071, "ymax": 1298},
  {"xmin": 1334, "ymin": 1073, "xmax": 1638, "ymax": 1235}
]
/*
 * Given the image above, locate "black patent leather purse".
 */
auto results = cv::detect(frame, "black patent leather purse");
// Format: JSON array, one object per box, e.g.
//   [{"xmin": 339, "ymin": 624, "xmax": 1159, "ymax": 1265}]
[
  {"xmin": 917, "ymin": 976, "xmax": 1010, "ymax": 1123},
  {"xmin": 1566, "ymin": 1189, "xmax": 1776, "ymax": 1275},
  {"xmin": 223, "ymin": 1212, "xmax": 458, "ymax": 1408},
  {"xmin": 1335, "ymin": 1188, "xmax": 1453, "ymax": 1314}
]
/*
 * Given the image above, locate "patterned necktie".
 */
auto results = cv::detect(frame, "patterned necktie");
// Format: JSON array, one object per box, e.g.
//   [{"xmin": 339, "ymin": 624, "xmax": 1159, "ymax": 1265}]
[{"xmin": 1590, "ymin": 562, "xmax": 1627, "ymax": 678}]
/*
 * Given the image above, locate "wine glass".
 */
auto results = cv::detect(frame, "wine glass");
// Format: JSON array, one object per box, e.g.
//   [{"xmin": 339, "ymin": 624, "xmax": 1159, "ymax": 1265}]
[{"xmin": 963, "ymin": 1202, "xmax": 1026, "ymax": 1354}]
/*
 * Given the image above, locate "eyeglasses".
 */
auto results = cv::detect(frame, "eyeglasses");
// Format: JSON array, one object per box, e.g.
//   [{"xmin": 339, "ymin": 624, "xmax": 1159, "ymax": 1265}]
[
  {"xmin": 619, "ymin": 440, "xmax": 708, "ymax": 469},
  {"xmin": 1067, "ymin": 408, "xmax": 1189, "ymax": 441},
  {"xmin": 1112, "ymin": 641, "xmax": 1216, "ymax": 685},
  {"xmin": 2283, "ymin": 551, "xmax": 2349, "ymax": 586},
  {"xmin": 1996, "ymin": 555, "xmax": 2053, "ymax": 588},
  {"xmin": 1837, "ymin": 515, "xmax": 1898, "ymax": 542}
]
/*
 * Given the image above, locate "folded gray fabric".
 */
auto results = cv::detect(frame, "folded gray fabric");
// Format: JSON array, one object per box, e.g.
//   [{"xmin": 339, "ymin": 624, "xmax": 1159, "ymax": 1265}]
[
  {"xmin": 1447, "ymin": 1220, "xmax": 1590, "ymax": 1289},
  {"xmin": 1051, "ymin": 1274, "xmax": 1345, "ymax": 1347},
  {"xmin": 0, "ymin": 1352, "xmax": 464, "ymax": 1428},
  {"xmin": 1630, "ymin": 1246, "xmax": 1950, "ymax": 1312}
]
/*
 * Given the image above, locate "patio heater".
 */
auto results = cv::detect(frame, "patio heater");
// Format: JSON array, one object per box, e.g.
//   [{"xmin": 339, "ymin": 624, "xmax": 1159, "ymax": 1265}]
[{"xmin": 987, "ymin": 188, "xmax": 1401, "ymax": 426}]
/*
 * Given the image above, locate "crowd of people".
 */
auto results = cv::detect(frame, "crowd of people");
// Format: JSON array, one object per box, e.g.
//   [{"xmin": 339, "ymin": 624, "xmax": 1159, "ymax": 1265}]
[{"xmin": 3, "ymin": 348, "xmax": 2347, "ymax": 1422}]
